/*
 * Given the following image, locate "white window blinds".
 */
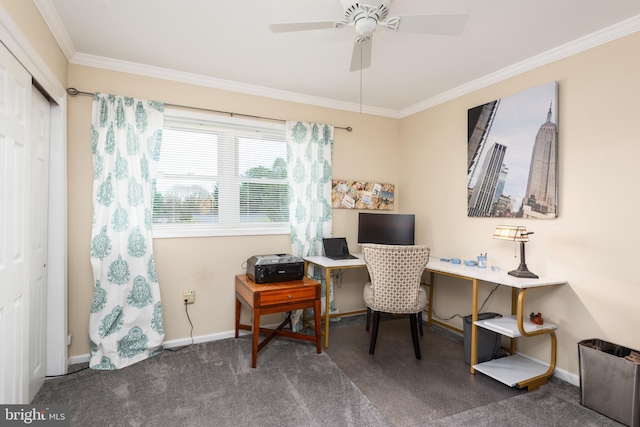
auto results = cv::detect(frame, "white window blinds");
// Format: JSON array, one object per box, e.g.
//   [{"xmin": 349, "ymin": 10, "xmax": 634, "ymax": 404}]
[{"xmin": 153, "ymin": 110, "xmax": 289, "ymax": 238}]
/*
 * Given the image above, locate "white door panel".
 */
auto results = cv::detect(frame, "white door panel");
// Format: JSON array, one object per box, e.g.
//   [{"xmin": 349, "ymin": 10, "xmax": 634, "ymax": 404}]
[
  {"xmin": 0, "ymin": 41, "xmax": 33, "ymax": 404},
  {"xmin": 29, "ymin": 86, "xmax": 50, "ymax": 401}
]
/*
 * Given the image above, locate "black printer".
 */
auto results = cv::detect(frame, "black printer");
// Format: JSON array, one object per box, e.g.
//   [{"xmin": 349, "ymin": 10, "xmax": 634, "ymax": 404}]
[{"xmin": 246, "ymin": 254, "xmax": 304, "ymax": 284}]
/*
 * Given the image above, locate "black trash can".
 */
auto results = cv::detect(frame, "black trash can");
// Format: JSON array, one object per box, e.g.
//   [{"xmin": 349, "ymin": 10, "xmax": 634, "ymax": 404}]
[
  {"xmin": 463, "ymin": 312, "xmax": 502, "ymax": 365},
  {"xmin": 578, "ymin": 339, "xmax": 640, "ymax": 427}
]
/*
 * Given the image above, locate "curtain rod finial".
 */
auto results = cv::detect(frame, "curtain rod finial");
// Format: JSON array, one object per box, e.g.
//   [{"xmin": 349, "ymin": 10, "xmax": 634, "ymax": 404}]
[{"xmin": 67, "ymin": 88, "xmax": 79, "ymax": 96}]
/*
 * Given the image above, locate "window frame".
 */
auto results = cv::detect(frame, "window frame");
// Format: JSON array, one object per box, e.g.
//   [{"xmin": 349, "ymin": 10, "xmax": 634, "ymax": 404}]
[{"xmin": 152, "ymin": 108, "xmax": 290, "ymax": 239}]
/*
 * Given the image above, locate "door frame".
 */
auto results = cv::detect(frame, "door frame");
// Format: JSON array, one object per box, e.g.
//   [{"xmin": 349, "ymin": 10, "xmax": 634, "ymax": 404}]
[{"xmin": 0, "ymin": 4, "xmax": 68, "ymax": 375}]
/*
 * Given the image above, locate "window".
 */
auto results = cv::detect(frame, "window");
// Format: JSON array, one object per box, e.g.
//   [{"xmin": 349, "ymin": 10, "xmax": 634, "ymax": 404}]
[{"xmin": 152, "ymin": 109, "xmax": 289, "ymax": 238}]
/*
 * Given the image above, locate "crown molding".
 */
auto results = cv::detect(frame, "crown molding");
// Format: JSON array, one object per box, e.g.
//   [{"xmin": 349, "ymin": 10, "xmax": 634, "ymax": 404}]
[
  {"xmin": 399, "ymin": 14, "xmax": 640, "ymax": 118},
  {"xmin": 37, "ymin": 0, "xmax": 639, "ymax": 119},
  {"xmin": 69, "ymin": 52, "xmax": 401, "ymax": 119},
  {"xmin": 36, "ymin": 0, "xmax": 396, "ymax": 115},
  {"xmin": 34, "ymin": 0, "xmax": 75, "ymax": 61}
]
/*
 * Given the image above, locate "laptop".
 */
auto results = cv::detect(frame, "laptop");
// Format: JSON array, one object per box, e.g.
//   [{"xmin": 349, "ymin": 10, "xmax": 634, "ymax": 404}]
[{"xmin": 322, "ymin": 237, "xmax": 358, "ymax": 260}]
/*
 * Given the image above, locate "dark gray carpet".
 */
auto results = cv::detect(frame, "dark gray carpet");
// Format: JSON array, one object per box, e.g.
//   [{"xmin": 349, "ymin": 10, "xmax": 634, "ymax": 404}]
[
  {"xmin": 325, "ymin": 315, "xmax": 524, "ymax": 426},
  {"xmin": 33, "ymin": 335, "xmax": 390, "ymax": 427},
  {"xmin": 420, "ymin": 376, "xmax": 624, "ymax": 427},
  {"xmin": 33, "ymin": 315, "xmax": 622, "ymax": 427},
  {"xmin": 326, "ymin": 315, "xmax": 623, "ymax": 427}
]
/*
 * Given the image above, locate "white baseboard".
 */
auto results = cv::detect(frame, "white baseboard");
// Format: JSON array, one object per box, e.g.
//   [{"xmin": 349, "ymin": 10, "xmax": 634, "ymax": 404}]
[
  {"xmin": 515, "ymin": 351, "xmax": 580, "ymax": 387},
  {"xmin": 68, "ymin": 320, "xmax": 581, "ymax": 388},
  {"xmin": 67, "ymin": 325, "xmax": 271, "ymax": 366},
  {"xmin": 551, "ymin": 365, "xmax": 580, "ymax": 387}
]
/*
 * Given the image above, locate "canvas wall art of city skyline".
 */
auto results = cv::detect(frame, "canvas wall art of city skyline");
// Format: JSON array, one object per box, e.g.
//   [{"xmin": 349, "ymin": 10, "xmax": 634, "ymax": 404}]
[{"xmin": 467, "ymin": 81, "xmax": 558, "ymax": 218}]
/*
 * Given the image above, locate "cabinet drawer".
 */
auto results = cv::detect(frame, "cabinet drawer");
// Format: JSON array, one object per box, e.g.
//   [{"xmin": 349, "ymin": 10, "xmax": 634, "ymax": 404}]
[{"xmin": 260, "ymin": 286, "xmax": 317, "ymax": 306}]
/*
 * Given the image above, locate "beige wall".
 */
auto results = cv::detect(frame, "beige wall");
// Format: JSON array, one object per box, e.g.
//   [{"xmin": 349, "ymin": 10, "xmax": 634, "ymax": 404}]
[
  {"xmin": 66, "ymin": 64, "xmax": 399, "ymax": 356},
  {"xmin": 400, "ymin": 31, "xmax": 640, "ymax": 375}
]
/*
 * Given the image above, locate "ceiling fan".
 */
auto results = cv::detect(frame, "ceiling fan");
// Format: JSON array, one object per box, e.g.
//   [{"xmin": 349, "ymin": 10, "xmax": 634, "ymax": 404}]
[{"xmin": 269, "ymin": 0, "xmax": 469, "ymax": 72}]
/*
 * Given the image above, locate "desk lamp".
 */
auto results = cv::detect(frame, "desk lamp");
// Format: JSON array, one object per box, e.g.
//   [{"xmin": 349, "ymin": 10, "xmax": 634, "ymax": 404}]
[{"xmin": 493, "ymin": 225, "xmax": 539, "ymax": 279}]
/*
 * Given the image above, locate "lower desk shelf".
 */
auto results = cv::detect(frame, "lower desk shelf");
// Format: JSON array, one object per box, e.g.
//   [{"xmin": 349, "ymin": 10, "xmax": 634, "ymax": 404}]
[
  {"xmin": 473, "ymin": 354, "xmax": 550, "ymax": 387},
  {"xmin": 475, "ymin": 315, "xmax": 557, "ymax": 338},
  {"xmin": 426, "ymin": 260, "xmax": 566, "ymax": 390},
  {"xmin": 473, "ymin": 315, "xmax": 557, "ymax": 388}
]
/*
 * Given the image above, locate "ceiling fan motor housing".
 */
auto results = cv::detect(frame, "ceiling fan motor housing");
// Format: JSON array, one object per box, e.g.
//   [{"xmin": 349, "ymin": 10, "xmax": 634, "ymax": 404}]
[
  {"xmin": 340, "ymin": 0, "xmax": 390, "ymax": 22},
  {"xmin": 270, "ymin": 0, "xmax": 468, "ymax": 72}
]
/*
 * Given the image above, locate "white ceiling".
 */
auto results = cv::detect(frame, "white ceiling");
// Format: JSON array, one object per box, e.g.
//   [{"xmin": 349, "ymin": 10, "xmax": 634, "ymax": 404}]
[{"xmin": 38, "ymin": 0, "xmax": 640, "ymax": 117}]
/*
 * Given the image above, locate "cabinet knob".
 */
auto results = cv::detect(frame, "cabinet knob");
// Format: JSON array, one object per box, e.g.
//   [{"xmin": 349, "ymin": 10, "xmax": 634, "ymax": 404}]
[{"xmin": 288, "ymin": 294, "xmax": 292, "ymax": 299}]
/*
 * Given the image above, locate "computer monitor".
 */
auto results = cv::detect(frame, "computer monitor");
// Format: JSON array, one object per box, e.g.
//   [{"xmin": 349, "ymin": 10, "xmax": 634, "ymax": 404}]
[{"xmin": 357, "ymin": 213, "xmax": 415, "ymax": 245}]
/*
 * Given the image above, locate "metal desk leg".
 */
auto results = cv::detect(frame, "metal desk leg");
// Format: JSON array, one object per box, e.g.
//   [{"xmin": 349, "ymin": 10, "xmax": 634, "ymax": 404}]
[
  {"xmin": 428, "ymin": 272, "xmax": 435, "ymax": 327},
  {"xmin": 470, "ymin": 278, "xmax": 478, "ymax": 374},
  {"xmin": 510, "ymin": 288, "xmax": 518, "ymax": 354},
  {"xmin": 324, "ymin": 266, "xmax": 331, "ymax": 348},
  {"xmin": 515, "ymin": 288, "xmax": 558, "ymax": 390}
]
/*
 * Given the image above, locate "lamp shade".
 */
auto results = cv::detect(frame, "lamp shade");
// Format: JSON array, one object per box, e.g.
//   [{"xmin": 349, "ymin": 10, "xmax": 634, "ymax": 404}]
[
  {"xmin": 493, "ymin": 225, "xmax": 529, "ymax": 242},
  {"xmin": 493, "ymin": 225, "xmax": 538, "ymax": 278}
]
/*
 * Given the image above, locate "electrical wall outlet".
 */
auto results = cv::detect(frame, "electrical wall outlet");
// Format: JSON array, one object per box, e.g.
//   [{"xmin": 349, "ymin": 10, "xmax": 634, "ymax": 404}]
[{"xmin": 183, "ymin": 290, "xmax": 195, "ymax": 304}]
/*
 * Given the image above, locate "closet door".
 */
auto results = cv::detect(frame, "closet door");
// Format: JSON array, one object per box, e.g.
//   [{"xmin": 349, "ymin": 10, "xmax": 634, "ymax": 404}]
[
  {"xmin": 29, "ymin": 86, "xmax": 50, "ymax": 401},
  {"xmin": 0, "ymin": 42, "xmax": 33, "ymax": 404}
]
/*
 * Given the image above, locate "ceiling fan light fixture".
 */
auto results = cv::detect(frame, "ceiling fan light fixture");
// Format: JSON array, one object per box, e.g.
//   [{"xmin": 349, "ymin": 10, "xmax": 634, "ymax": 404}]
[{"xmin": 355, "ymin": 17, "xmax": 378, "ymax": 39}]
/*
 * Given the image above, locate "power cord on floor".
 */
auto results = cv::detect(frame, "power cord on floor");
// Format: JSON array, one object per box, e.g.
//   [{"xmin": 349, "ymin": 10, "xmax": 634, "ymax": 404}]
[
  {"xmin": 431, "ymin": 283, "xmax": 500, "ymax": 322},
  {"xmin": 46, "ymin": 300, "xmax": 194, "ymax": 377},
  {"xmin": 166, "ymin": 299, "xmax": 194, "ymax": 353},
  {"xmin": 45, "ymin": 366, "xmax": 90, "ymax": 378}
]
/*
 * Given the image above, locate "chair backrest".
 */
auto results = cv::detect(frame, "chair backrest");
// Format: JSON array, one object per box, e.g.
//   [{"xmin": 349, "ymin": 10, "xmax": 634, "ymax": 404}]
[{"xmin": 362, "ymin": 244, "xmax": 430, "ymax": 313}]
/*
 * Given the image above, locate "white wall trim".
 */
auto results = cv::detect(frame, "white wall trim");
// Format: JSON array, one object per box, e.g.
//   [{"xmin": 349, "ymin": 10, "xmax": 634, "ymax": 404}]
[
  {"xmin": 552, "ymin": 366, "xmax": 580, "ymax": 387},
  {"xmin": 0, "ymin": 3, "xmax": 69, "ymax": 376},
  {"xmin": 67, "ymin": 325, "xmax": 582, "ymax": 388},
  {"xmin": 69, "ymin": 329, "xmax": 255, "ymax": 366},
  {"xmin": 69, "ymin": 52, "xmax": 401, "ymax": 119},
  {"xmin": 37, "ymin": 0, "xmax": 640, "ymax": 119},
  {"xmin": 70, "ymin": 11, "xmax": 640, "ymax": 120},
  {"xmin": 46, "ymin": 99, "xmax": 68, "ymax": 377},
  {"xmin": 515, "ymin": 351, "xmax": 580, "ymax": 387},
  {"xmin": 33, "ymin": 0, "xmax": 75, "ymax": 62},
  {"xmin": 399, "ymin": 14, "xmax": 640, "ymax": 118}
]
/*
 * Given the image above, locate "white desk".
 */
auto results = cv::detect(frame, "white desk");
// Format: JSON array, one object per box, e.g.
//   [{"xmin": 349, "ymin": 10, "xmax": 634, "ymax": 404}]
[
  {"xmin": 425, "ymin": 258, "xmax": 567, "ymax": 390},
  {"xmin": 303, "ymin": 254, "xmax": 367, "ymax": 348}
]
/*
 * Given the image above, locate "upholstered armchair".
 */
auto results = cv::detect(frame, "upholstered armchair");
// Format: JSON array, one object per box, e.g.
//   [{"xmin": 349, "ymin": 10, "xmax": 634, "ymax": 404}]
[{"xmin": 362, "ymin": 244, "xmax": 430, "ymax": 359}]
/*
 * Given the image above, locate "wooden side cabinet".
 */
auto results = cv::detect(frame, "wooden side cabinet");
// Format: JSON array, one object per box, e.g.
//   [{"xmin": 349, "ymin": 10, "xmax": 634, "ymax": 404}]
[{"xmin": 235, "ymin": 275, "xmax": 322, "ymax": 368}]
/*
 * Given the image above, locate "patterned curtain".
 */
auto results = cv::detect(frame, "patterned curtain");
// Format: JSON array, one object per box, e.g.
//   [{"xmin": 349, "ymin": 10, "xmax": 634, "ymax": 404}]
[
  {"xmin": 89, "ymin": 93, "xmax": 165, "ymax": 370},
  {"xmin": 285, "ymin": 121, "xmax": 334, "ymax": 332}
]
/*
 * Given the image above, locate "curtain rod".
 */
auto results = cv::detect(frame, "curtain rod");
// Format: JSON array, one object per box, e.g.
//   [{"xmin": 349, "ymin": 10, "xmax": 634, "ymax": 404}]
[{"xmin": 66, "ymin": 88, "xmax": 353, "ymax": 132}]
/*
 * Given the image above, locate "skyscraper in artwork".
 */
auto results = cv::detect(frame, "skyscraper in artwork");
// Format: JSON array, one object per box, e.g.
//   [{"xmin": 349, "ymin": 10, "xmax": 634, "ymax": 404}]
[
  {"xmin": 521, "ymin": 104, "xmax": 558, "ymax": 217},
  {"xmin": 468, "ymin": 142, "xmax": 507, "ymax": 217}
]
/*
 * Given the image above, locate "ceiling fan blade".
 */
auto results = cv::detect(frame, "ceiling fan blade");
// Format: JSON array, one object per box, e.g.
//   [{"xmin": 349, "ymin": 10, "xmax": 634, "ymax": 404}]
[
  {"xmin": 350, "ymin": 38, "xmax": 372, "ymax": 72},
  {"xmin": 394, "ymin": 14, "xmax": 469, "ymax": 36},
  {"xmin": 269, "ymin": 21, "xmax": 339, "ymax": 33}
]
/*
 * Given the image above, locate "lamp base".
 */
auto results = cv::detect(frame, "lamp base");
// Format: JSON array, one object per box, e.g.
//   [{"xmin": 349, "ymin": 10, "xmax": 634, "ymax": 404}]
[{"xmin": 508, "ymin": 264, "xmax": 539, "ymax": 279}]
